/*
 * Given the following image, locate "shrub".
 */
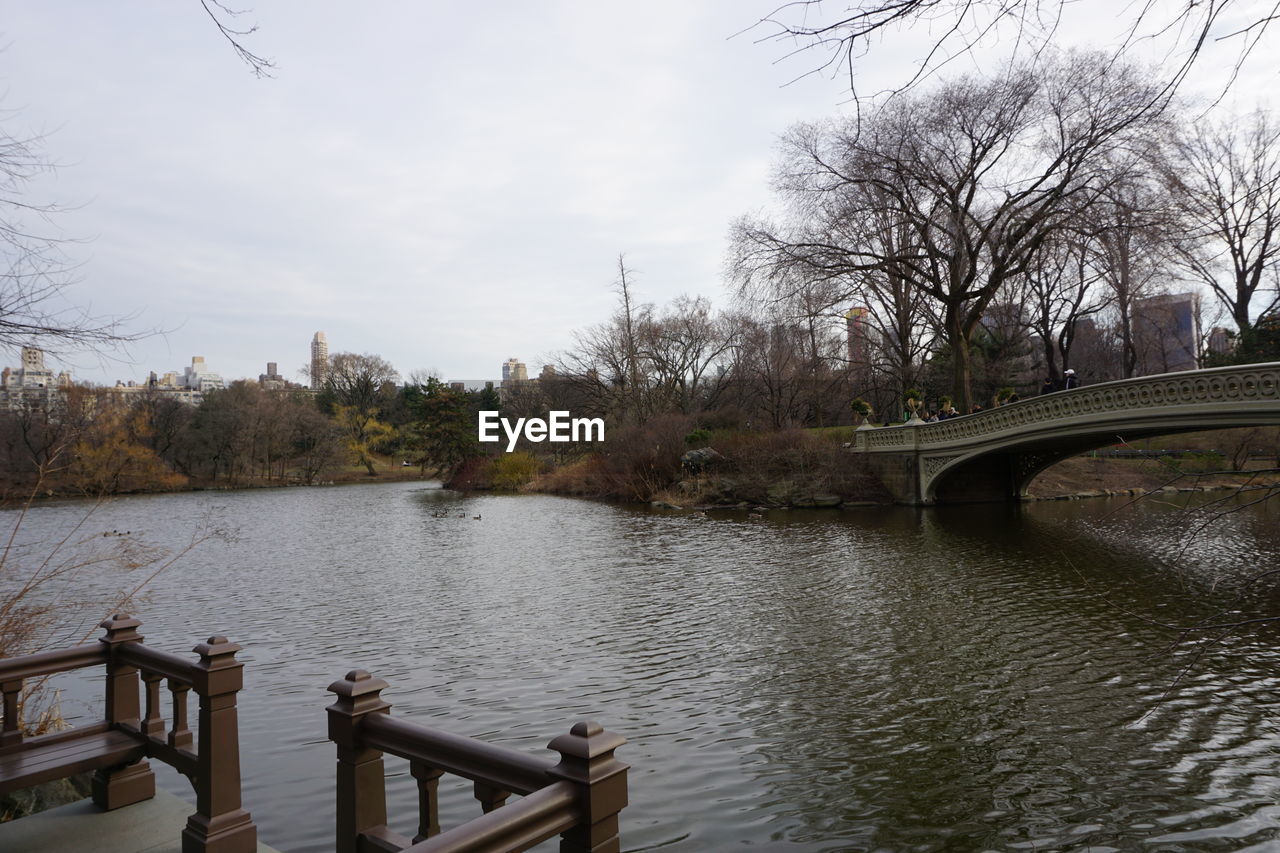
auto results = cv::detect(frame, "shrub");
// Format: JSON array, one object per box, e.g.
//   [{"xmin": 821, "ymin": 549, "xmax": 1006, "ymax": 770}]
[
  {"xmin": 685, "ymin": 429, "xmax": 712, "ymax": 447},
  {"xmin": 489, "ymin": 452, "xmax": 542, "ymax": 491},
  {"xmin": 533, "ymin": 455, "xmax": 609, "ymax": 495},
  {"xmin": 596, "ymin": 414, "xmax": 693, "ymax": 501},
  {"xmin": 710, "ymin": 429, "xmax": 888, "ymax": 504}
]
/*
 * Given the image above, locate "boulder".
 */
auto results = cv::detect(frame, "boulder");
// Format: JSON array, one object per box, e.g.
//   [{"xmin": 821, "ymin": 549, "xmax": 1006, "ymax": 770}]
[{"xmin": 681, "ymin": 447, "xmax": 725, "ymax": 473}]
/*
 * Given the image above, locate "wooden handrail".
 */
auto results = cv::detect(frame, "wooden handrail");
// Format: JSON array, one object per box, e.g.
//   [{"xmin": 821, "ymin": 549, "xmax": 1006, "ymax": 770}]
[
  {"xmin": 404, "ymin": 780, "xmax": 579, "ymax": 852},
  {"xmin": 118, "ymin": 642, "xmax": 197, "ymax": 686},
  {"xmin": 0, "ymin": 643, "xmax": 107, "ymax": 682},
  {"xmin": 362, "ymin": 713, "xmax": 552, "ymax": 796},
  {"xmin": 328, "ymin": 670, "xmax": 629, "ymax": 853}
]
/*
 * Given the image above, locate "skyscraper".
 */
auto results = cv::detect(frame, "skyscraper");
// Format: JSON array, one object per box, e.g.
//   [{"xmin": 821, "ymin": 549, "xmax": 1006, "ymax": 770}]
[
  {"xmin": 844, "ymin": 306, "xmax": 870, "ymax": 366},
  {"xmin": 501, "ymin": 358, "xmax": 528, "ymax": 383},
  {"xmin": 1134, "ymin": 293, "xmax": 1200, "ymax": 374},
  {"xmin": 310, "ymin": 331, "xmax": 329, "ymax": 390}
]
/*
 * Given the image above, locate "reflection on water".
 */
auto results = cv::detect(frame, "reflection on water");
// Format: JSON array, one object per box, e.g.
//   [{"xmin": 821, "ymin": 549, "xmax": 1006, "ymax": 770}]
[{"xmin": 6, "ymin": 483, "xmax": 1280, "ymax": 851}]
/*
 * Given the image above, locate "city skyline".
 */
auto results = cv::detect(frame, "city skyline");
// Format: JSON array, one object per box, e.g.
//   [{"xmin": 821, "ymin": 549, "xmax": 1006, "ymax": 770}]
[{"xmin": 69, "ymin": 330, "xmax": 540, "ymax": 390}]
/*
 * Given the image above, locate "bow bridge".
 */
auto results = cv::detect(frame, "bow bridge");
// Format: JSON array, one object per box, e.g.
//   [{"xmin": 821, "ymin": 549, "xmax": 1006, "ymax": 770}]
[{"xmin": 852, "ymin": 363, "xmax": 1280, "ymax": 505}]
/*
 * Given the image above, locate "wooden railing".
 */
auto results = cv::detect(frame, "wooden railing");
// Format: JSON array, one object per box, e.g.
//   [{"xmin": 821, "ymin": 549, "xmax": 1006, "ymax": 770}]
[
  {"xmin": 327, "ymin": 670, "xmax": 629, "ymax": 853},
  {"xmin": 0, "ymin": 614, "xmax": 257, "ymax": 853}
]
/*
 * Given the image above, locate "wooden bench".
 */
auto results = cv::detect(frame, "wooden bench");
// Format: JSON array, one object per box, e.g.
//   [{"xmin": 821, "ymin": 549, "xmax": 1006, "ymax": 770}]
[
  {"xmin": 0, "ymin": 614, "xmax": 258, "ymax": 853},
  {"xmin": 0, "ymin": 726, "xmax": 144, "ymax": 797}
]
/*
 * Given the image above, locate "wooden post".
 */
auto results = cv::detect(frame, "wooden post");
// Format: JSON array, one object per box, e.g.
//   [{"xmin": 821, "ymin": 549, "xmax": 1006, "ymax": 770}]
[
  {"xmin": 142, "ymin": 672, "xmax": 165, "ymax": 737},
  {"xmin": 0, "ymin": 679, "xmax": 21, "ymax": 750},
  {"xmin": 547, "ymin": 721, "xmax": 629, "ymax": 853},
  {"xmin": 183, "ymin": 635, "xmax": 257, "ymax": 853},
  {"xmin": 473, "ymin": 781, "xmax": 510, "ymax": 813},
  {"xmin": 169, "ymin": 680, "xmax": 194, "ymax": 750},
  {"xmin": 328, "ymin": 669, "xmax": 397, "ymax": 853},
  {"xmin": 410, "ymin": 762, "xmax": 444, "ymax": 842},
  {"xmin": 93, "ymin": 613, "xmax": 155, "ymax": 809}
]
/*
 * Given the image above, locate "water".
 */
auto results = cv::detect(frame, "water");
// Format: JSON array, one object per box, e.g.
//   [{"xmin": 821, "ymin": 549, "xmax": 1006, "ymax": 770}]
[{"xmin": 5, "ymin": 482, "xmax": 1280, "ymax": 851}]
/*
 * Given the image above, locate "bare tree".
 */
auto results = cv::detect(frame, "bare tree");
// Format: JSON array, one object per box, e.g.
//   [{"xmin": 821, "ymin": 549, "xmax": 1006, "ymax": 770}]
[
  {"xmin": 734, "ymin": 53, "xmax": 1164, "ymax": 409},
  {"xmin": 1160, "ymin": 109, "xmax": 1280, "ymax": 334},
  {"xmin": 725, "ymin": 314, "xmax": 812, "ymax": 429},
  {"xmin": 1089, "ymin": 163, "xmax": 1180, "ymax": 378},
  {"xmin": 750, "ymin": 0, "xmax": 1274, "ymax": 103},
  {"xmin": 1023, "ymin": 232, "xmax": 1108, "ymax": 385},
  {"xmin": 199, "ymin": 0, "xmax": 275, "ymax": 77},
  {"xmin": 555, "ymin": 288, "xmax": 655, "ymax": 425},
  {"xmin": 638, "ymin": 295, "xmax": 736, "ymax": 416},
  {"xmin": 556, "ymin": 267, "xmax": 737, "ymax": 424},
  {"xmin": 322, "ymin": 352, "xmax": 399, "ymax": 415},
  {"xmin": 0, "ymin": 120, "xmax": 148, "ymax": 354}
]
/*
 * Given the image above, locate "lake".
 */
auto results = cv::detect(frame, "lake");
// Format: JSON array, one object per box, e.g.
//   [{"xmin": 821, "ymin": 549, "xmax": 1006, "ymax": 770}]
[{"xmin": 7, "ymin": 482, "xmax": 1280, "ymax": 851}]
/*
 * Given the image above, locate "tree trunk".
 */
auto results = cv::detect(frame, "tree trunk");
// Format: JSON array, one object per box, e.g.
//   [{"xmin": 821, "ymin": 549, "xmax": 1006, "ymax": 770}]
[{"xmin": 947, "ymin": 309, "xmax": 975, "ymax": 411}]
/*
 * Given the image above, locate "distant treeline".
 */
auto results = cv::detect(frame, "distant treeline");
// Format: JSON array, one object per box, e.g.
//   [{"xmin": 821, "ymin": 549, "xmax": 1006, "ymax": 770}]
[{"xmin": 0, "ymin": 353, "xmax": 503, "ymax": 498}]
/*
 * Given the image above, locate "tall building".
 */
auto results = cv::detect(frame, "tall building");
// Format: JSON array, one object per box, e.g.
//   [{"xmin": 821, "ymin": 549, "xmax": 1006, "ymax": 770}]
[
  {"xmin": 501, "ymin": 358, "xmax": 528, "ymax": 383},
  {"xmin": 845, "ymin": 306, "xmax": 870, "ymax": 366},
  {"xmin": 1207, "ymin": 326, "xmax": 1233, "ymax": 357},
  {"xmin": 0, "ymin": 347, "xmax": 73, "ymax": 410},
  {"xmin": 1134, "ymin": 292, "xmax": 1200, "ymax": 374},
  {"xmin": 310, "ymin": 332, "xmax": 328, "ymax": 391},
  {"xmin": 180, "ymin": 356, "xmax": 224, "ymax": 393},
  {"xmin": 259, "ymin": 361, "xmax": 292, "ymax": 390}
]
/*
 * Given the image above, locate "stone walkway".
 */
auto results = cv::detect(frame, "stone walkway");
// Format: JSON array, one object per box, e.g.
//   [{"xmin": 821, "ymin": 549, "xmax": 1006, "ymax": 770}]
[{"xmin": 0, "ymin": 790, "xmax": 281, "ymax": 853}]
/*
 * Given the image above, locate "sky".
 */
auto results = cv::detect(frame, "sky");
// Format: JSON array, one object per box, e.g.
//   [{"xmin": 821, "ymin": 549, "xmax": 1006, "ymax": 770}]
[{"xmin": 4, "ymin": 2, "xmax": 1274, "ymax": 386}]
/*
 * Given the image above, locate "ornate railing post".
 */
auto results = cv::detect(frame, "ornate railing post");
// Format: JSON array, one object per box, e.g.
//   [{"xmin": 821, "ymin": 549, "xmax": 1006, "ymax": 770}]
[
  {"xmin": 410, "ymin": 762, "xmax": 444, "ymax": 842},
  {"xmin": 548, "ymin": 721, "xmax": 629, "ymax": 853},
  {"xmin": 169, "ymin": 680, "xmax": 194, "ymax": 750},
  {"xmin": 1, "ymin": 678, "xmax": 21, "ymax": 750},
  {"xmin": 93, "ymin": 613, "xmax": 155, "ymax": 809},
  {"xmin": 183, "ymin": 635, "xmax": 256, "ymax": 853},
  {"xmin": 328, "ymin": 669, "xmax": 394, "ymax": 853}
]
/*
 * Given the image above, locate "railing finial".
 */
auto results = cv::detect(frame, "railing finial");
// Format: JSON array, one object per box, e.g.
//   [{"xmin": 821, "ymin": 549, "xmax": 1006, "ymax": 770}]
[{"xmin": 99, "ymin": 613, "xmax": 143, "ymax": 646}]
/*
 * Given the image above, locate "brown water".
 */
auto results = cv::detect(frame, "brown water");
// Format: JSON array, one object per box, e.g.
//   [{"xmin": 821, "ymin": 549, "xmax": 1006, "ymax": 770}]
[{"xmin": 8, "ymin": 482, "xmax": 1280, "ymax": 851}]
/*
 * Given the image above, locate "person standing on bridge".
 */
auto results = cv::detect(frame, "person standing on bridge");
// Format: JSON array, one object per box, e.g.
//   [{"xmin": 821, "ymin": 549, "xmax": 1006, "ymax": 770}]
[
  {"xmin": 1039, "ymin": 377, "xmax": 1055, "ymax": 395},
  {"xmin": 1063, "ymin": 369, "xmax": 1079, "ymax": 390}
]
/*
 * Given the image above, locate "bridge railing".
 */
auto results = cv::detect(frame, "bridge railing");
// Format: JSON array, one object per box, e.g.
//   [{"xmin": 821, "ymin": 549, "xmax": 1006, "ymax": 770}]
[
  {"xmin": 852, "ymin": 362, "xmax": 1280, "ymax": 452},
  {"xmin": 327, "ymin": 669, "xmax": 628, "ymax": 853}
]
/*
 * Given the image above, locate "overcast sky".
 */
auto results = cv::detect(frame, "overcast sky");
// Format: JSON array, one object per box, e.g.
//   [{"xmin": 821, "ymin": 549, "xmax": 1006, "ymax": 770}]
[{"xmin": 4, "ymin": 3, "xmax": 1273, "ymax": 385}]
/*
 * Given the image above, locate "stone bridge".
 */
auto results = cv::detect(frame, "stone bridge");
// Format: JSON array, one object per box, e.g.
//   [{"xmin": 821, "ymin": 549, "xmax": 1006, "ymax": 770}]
[{"xmin": 851, "ymin": 362, "xmax": 1280, "ymax": 504}]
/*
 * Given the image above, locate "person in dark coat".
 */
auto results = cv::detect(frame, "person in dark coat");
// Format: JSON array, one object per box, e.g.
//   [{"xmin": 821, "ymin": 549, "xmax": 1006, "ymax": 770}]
[
  {"xmin": 1040, "ymin": 377, "xmax": 1054, "ymax": 395},
  {"xmin": 1063, "ymin": 368, "xmax": 1079, "ymax": 390}
]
